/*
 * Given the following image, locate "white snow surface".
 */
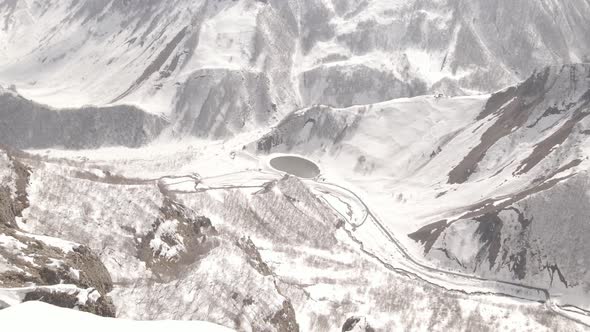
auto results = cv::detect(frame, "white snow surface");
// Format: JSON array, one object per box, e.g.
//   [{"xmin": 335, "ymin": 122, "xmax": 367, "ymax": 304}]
[
  {"xmin": 0, "ymin": 301, "xmax": 235, "ymax": 332},
  {"xmin": 18, "ymin": 231, "xmax": 79, "ymax": 253},
  {"xmin": 1, "ymin": 1, "xmax": 590, "ymax": 330},
  {"xmin": 1, "ymin": 0, "xmax": 590, "ymax": 139}
]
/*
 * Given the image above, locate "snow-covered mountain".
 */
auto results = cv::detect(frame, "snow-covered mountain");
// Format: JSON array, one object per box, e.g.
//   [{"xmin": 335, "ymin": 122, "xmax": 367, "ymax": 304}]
[
  {"xmin": 254, "ymin": 63, "xmax": 590, "ymax": 310},
  {"xmin": 1, "ymin": 0, "xmax": 590, "ymax": 331},
  {"xmin": 2, "ymin": 0, "xmax": 590, "ymax": 138}
]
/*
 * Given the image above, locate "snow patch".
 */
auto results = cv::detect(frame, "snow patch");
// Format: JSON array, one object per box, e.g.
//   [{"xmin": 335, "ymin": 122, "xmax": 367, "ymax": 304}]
[{"xmin": 0, "ymin": 301, "xmax": 235, "ymax": 332}]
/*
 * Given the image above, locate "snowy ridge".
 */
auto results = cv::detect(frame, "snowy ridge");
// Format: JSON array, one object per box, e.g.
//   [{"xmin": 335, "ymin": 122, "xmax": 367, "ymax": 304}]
[
  {"xmin": 1, "ymin": 1, "xmax": 590, "ymax": 331},
  {"xmin": 0, "ymin": 127, "xmax": 585, "ymax": 330},
  {"xmin": 0, "ymin": 87, "xmax": 168, "ymax": 149},
  {"xmin": 254, "ymin": 64, "xmax": 590, "ymax": 315},
  {"xmin": 0, "ymin": 301, "xmax": 235, "ymax": 332},
  {"xmin": 1, "ymin": 0, "xmax": 590, "ymax": 141}
]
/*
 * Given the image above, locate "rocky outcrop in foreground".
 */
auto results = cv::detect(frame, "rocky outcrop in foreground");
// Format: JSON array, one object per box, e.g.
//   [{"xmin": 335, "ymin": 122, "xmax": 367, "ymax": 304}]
[{"xmin": 0, "ymin": 148, "xmax": 115, "ymax": 317}]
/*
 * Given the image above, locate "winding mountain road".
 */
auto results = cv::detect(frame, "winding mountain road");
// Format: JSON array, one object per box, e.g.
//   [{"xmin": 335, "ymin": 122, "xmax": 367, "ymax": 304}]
[
  {"xmin": 162, "ymin": 167, "xmax": 590, "ymax": 329},
  {"xmin": 311, "ymin": 181, "xmax": 590, "ymax": 328}
]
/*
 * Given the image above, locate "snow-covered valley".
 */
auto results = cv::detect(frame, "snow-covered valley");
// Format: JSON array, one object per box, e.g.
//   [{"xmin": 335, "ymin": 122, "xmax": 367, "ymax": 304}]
[{"xmin": 1, "ymin": 0, "xmax": 590, "ymax": 331}]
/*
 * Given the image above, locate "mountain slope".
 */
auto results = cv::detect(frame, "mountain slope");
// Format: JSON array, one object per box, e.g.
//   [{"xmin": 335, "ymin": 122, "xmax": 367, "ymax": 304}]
[
  {"xmin": 0, "ymin": 87, "xmax": 167, "ymax": 149},
  {"xmin": 1, "ymin": 1, "xmax": 590, "ymax": 331},
  {"xmin": 1, "ymin": 0, "xmax": 590, "ymax": 141},
  {"xmin": 253, "ymin": 63, "xmax": 590, "ymax": 312},
  {"xmin": 0, "ymin": 142, "xmax": 583, "ymax": 331}
]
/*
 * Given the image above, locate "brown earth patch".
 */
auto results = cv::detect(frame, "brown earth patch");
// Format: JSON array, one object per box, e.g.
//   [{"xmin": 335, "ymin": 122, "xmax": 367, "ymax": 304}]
[
  {"xmin": 236, "ymin": 237, "xmax": 272, "ymax": 276},
  {"xmin": 266, "ymin": 300, "xmax": 300, "ymax": 332},
  {"xmin": 448, "ymin": 68, "xmax": 552, "ymax": 184},
  {"xmin": 23, "ymin": 289, "xmax": 116, "ymax": 317},
  {"xmin": 137, "ymin": 199, "xmax": 219, "ymax": 280}
]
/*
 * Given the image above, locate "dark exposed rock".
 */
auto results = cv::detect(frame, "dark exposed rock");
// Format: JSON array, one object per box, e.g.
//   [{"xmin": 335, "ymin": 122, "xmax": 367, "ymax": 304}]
[
  {"xmin": 138, "ymin": 199, "xmax": 219, "ymax": 279},
  {"xmin": 527, "ymin": 103, "xmax": 574, "ymax": 128},
  {"xmin": 66, "ymin": 246, "xmax": 113, "ymax": 295},
  {"xmin": 253, "ymin": 180, "xmax": 278, "ymax": 195},
  {"xmin": 448, "ymin": 65, "xmax": 590, "ymax": 184},
  {"xmin": 412, "ymin": 164, "xmax": 590, "ymax": 286},
  {"xmin": 435, "ymin": 191, "xmax": 447, "ymax": 198},
  {"xmin": 498, "ymin": 208, "xmax": 531, "ymax": 280},
  {"xmin": 0, "ymin": 238, "xmax": 115, "ymax": 312},
  {"xmin": 474, "ymin": 213, "xmax": 504, "ymax": 269},
  {"xmin": 24, "ymin": 290, "xmax": 78, "ymax": 308},
  {"xmin": 80, "ymin": 295, "xmax": 117, "ymax": 317},
  {"xmin": 543, "ymin": 264, "xmax": 569, "ymax": 288},
  {"xmin": 266, "ymin": 300, "xmax": 299, "ymax": 332},
  {"xmin": 23, "ymin": 289, "xmax": 116, "ymax": 317},
  {"xmin": 449, "ymin": 93, "xmax": 535, "ymax": 184},
  {"xmin": 236, "ymin": 237, "xmax": 272, "ymax": 276},
  {"xmin": 242, "ymin": 296, "xmax": 254, "ymax": 306},
  {"xmin": 515, "ymin": 103, "xmax": 590, "ymax": 175},
  {"xmin": 408, "ymin": 220, "xmax": 449, "ymax": 253},
  {"xmin": 411, "ymin": 155, "xmax": 583, "ymax": 269},
  {"xmin": 414, "ymin": 205, "xmax": 534, "ymax": 279},
  {"xmin": 257, "ymin": 134, "xmax": 277, "ymax": 153},
  {"xmin": 342, "ymin": 316, "xmax": 375, "ymax": 332},
  {"xmin": 505, "ymin": 248, "xmax": 528, "ymax": 280},
  {"xmin": 0, "ymin": 187, "xmax": 16, "ymax": 228},
  {"xmin": 447, "ymin": 160, "xmax": 581, "ymax": 225},
  {"xmin": 0, "ymin": 271, "xmax": 38, "ymax": 287},
  {"xmin": 38, "ymin": 266, "xmax": 62, "ymax": 285},
  {"xmin": 1, "ymin": 231, "xmax": 117, "ymax": 316},
  {"xmin": 10, "ymin": 156, "xmax": 31, "ymax": 217},
  {"xmin": 0, "ymin": 227, "xmax": 113, "ymax": 292},
  {"xmin": 234, "ymin": 237, "xmax": 302, "ymax": 331},
  {"xmin": 0, "ymin": 151, "xmax": 30, "ymax": 228},
  {"xmin": 253, "ymin": 105, "xmax": 363, "ymax": 155},
  {"xmin": 476, "ymin": 86, "xmax": 517, "ymax": 121},
  {"xmin": 0, "ymin": 156, "xmax": 115, "ymax": 310},
  {"xmin": 342, "ymin": 317, "xmax": 361, "ymax": 331}
]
